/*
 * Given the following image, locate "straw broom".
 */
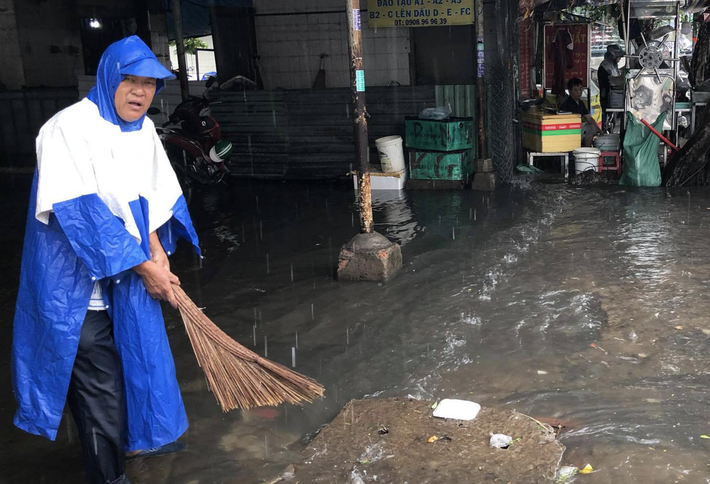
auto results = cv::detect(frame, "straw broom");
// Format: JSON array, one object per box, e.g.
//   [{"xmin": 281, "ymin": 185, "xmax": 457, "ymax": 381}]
[{"xmin": 173, "ymin": 286, "xmax": 325, "ymax": 411}]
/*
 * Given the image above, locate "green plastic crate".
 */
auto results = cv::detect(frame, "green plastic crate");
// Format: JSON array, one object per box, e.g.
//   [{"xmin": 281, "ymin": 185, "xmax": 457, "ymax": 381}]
[
  {"xmin": 405, "ymin": 117, "xmax": 474, "ymax": 152},
  {"xmin": 408, "ymin": 149, "xmax": 473, "ymax": 181}
]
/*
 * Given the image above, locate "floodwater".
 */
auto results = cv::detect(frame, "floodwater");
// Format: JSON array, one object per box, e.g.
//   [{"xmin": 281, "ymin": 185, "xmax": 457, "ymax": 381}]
[{"xmin": 4, "ymin": 174, "xmax": 710, "ymax": 483}]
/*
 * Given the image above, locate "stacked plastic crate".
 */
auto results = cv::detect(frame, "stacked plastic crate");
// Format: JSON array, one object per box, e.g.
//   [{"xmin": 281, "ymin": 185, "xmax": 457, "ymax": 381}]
[{"xmin": 404, "ymin": 116, "xmax": 474, "ymax": 189}]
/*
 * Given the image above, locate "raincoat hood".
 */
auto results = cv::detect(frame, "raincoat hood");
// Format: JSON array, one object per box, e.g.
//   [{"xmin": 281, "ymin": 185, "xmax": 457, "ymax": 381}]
[{"xmin": 87, "ymin": 35, "xmax": 175, "ymax": 132}]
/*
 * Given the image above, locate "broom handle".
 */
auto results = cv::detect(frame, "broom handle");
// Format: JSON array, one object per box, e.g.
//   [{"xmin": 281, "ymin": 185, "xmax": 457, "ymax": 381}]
[{"xmin": 640, "ymin": 117, "xmax": 679, "ymax": 152}]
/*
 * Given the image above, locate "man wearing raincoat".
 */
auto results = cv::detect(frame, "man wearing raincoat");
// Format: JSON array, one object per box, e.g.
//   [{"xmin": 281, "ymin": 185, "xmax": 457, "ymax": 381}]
[
  {"xmin": 12, "ymin": 36, "xmax": 200, "ymax": 484},
  {"xmin": 598, "ymin": 44, "xmax": 624, "ymax": 113}
]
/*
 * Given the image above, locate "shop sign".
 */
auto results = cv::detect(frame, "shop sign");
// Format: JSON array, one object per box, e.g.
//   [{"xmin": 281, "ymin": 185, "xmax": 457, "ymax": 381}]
[{"xmin": 367, "ymin": 0, "xmax": 474, "ymax": 28}]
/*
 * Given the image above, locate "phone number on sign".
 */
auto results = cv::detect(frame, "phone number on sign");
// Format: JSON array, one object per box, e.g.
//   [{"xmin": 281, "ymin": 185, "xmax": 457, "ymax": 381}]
[{"xmin": 394, "ymin": 17, "xmax": 448, "ymax": 25}]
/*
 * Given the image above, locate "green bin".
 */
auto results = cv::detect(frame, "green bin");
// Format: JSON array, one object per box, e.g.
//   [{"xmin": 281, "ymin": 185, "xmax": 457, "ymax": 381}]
[
  {"xmin": 408, "ymin": 148, "xmax": 473, "ymax": 181},
  {"xmin": 405, "ymin": 117, "xmax": 474, "ymax": 152}
]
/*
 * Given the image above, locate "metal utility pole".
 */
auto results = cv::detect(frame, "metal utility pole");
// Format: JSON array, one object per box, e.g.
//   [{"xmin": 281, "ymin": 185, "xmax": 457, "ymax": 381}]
[
  {"xmin": 346, "ymin": 0, "xmax": 373, "ymax": 234},
  {"xmin": 475, "ymin": 0, "xmax": 487, "ymax": 159},
  {"xmin": 170, "ymin": 0, "xmax": 190, "ymax": 101}
]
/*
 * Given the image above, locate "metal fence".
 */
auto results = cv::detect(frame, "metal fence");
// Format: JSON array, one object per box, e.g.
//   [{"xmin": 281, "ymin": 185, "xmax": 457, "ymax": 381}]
[
  {"xmin": 487, "ymin": 63, "xmax": 515, "ymax": 183},
  {"xmin": 485, "ymin": 0, "xmax": 520, "ymax": 184}
]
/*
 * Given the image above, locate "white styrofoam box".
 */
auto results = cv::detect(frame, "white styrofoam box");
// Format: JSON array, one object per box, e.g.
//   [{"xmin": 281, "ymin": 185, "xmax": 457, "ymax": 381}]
[
  {"xmin": 432, "ymin": 399, "xmax": 482, "ymax": 421},
  {"xmin": 352, "ymin": 169, "xmax": 407, "ymax": 191}
]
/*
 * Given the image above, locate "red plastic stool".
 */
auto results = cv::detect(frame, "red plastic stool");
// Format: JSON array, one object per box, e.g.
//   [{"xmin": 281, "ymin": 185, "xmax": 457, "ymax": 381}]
[{"xmin": 598, "ymin": 151, "xmax": 621, "ymax": 175}]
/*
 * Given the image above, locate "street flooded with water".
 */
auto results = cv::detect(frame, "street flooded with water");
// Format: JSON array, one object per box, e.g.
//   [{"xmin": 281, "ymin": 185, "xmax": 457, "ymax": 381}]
[{"xmin": 4, "ymin": 174, "xmax": 710, "ymax": 483}]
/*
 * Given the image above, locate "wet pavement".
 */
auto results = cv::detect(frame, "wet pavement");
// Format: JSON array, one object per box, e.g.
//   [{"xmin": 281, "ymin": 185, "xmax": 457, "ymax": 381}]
[{"xmin": 4, "ymin": 173, "xmax": 710, "ymax": 483}]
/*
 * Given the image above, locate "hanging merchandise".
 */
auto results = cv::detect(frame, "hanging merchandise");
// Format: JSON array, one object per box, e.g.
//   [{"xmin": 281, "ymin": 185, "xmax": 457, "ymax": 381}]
[
  {"xmin": 544, "ymin": 24, "xmax": 590, "ymax": 95},
  {"xmin": 549, "ymin": 28, "xmax": 574, "ymax": 95}
]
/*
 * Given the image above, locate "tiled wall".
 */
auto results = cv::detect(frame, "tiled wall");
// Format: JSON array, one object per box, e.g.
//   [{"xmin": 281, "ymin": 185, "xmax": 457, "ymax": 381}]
[
  {"xmin": 13, "ymin": 0, "xmax": 84, "ymax": 88},
  {"xmin": 253, "ymin": 0, "xmax": 410, "ymax": 90}
]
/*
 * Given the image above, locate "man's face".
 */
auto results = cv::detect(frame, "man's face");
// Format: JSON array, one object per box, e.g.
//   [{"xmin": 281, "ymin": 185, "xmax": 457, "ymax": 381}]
[
  {"xmin": 570, "ymin": 84, "xmax": 583, "ymax": 101},
  {"xmin": 114, "ymin": 75, "xmax": 157, "ymax": 122}
]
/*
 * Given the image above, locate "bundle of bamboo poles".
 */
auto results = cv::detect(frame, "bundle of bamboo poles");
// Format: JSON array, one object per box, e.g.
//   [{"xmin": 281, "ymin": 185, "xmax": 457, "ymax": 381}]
[{"xmin": 173, "ymin": 286, "xmax": 325, "ymax": 411}]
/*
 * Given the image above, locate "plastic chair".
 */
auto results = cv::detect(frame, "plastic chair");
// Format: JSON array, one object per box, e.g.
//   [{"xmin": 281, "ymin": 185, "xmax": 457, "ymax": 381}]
[{"xmin": 598, "ymin": 151, "xmax": 621, "ymax": 175}]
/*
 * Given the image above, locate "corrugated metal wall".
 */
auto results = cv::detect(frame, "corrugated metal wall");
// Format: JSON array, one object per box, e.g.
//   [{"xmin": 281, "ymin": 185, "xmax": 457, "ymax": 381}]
[
  {"xmin": 435, "ymin": 85, "xmax": 478, "ymax": 158},
  {"xmin": 1, "ymin": 80, "xmax": 479, "ymax": 180},
  {"xmin": 216, "ymin": 85, "xmax": 477, "ymax": 179}
]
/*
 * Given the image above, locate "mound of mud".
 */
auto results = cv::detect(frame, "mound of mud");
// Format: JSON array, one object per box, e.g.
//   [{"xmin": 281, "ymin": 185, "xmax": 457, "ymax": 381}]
[
  {"xmin": 280, "ymin": 398, "xmax": 565, "ymax": 483},
  {"xmin": 569, "ymin": 170, "xmax": 619, "ymax": 186}
]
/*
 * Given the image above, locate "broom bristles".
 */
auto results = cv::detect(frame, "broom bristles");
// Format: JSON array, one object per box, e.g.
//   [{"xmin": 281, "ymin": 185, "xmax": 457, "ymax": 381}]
[{"xmin": 173, "ymin": 286, "xmax": 325, "ymax": 411}]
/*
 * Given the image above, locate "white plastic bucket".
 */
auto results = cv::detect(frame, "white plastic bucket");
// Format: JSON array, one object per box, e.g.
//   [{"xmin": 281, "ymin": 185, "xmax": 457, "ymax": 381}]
[
  {"xmin": 375, "ymin": 136, "xmax": 405, "ymax": 173},
  {"xmin": 573, "ymin": 148, "xmax": 600, "ymax": 175}
]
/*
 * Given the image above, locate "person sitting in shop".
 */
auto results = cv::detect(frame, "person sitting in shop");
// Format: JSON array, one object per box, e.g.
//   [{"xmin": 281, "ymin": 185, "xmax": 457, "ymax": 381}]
[{"xmin": 559, "ymin": 77, "xmax": 601, "ymax": 146}]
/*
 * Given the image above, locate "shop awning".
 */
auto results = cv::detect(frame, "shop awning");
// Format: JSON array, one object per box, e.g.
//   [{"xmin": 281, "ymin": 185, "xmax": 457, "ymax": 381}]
[{"xmin": 535, "ymin": 0, "xmax": 709, "ymax": 14}]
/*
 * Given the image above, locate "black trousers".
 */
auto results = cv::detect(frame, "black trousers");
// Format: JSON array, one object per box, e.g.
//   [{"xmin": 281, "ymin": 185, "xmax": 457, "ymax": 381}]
[{"xmin": 67, "ymin": 310, "xmax": 131, "ymax": 484}]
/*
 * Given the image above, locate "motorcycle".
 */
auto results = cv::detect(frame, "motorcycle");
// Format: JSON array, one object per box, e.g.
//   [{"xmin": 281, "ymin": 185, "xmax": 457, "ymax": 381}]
[{"xmin": 148, "ymin": 77, "xmax": 233, "ymax": 204}]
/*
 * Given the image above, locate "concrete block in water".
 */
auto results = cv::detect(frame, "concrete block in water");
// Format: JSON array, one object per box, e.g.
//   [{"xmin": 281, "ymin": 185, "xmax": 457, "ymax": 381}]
[
  {"xmin": 337, "ymin": 232, "xmax": 402, "ymax": 283},
  {"xmin": 472, "ymin": 172, "xmax": 497, "ymax": 191},
  {"xmin": 474, "ymin": 158, "xmax": 493, "ymax": 173}
]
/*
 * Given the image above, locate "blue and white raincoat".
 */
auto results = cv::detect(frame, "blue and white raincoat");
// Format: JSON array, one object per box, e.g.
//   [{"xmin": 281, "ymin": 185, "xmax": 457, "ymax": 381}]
[{"xmin": 12, "ymin": 36, "xmax": 200, "ymax": 451}]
